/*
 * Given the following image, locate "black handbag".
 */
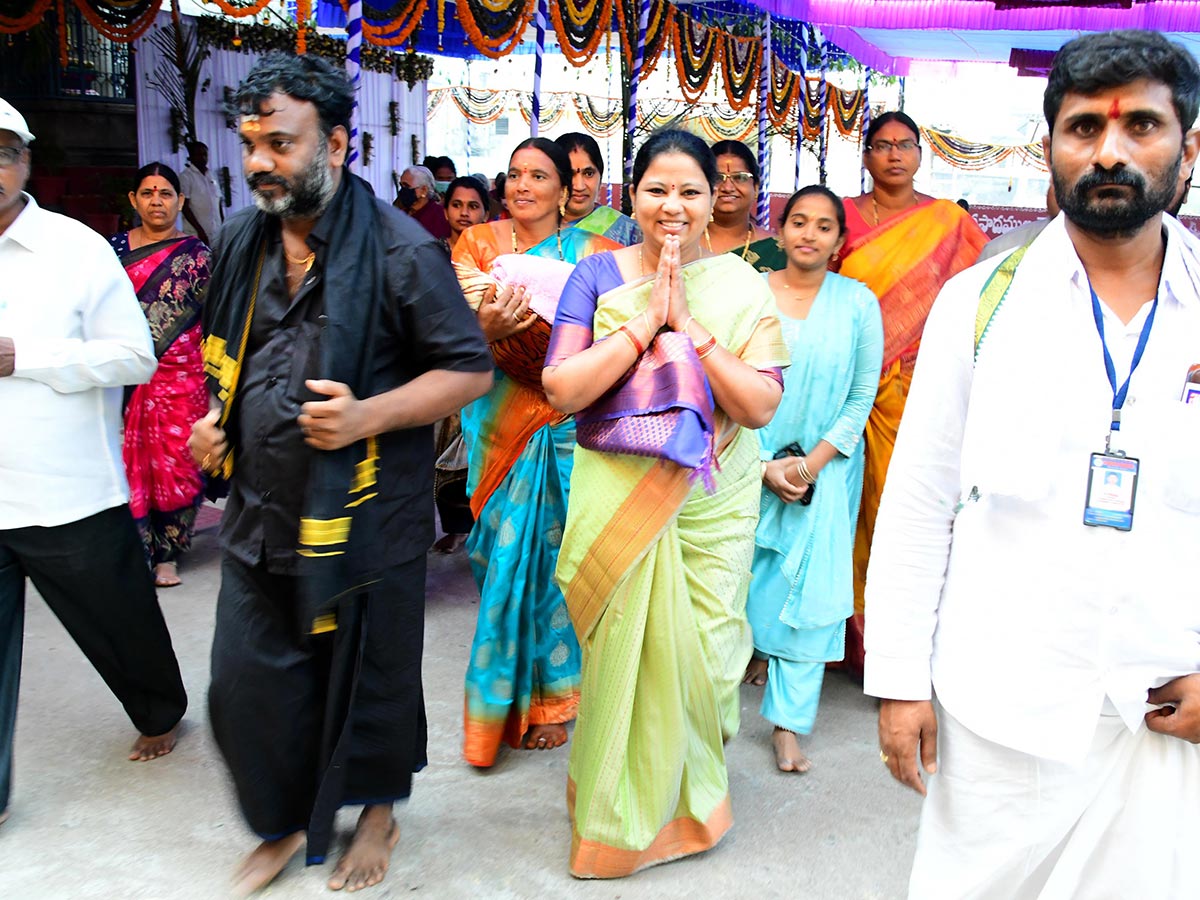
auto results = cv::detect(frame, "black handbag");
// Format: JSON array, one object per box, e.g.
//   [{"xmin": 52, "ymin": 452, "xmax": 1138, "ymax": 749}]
[{"xmin": 772, "ymin": 441, "xmax": 815, "ymax": 506}]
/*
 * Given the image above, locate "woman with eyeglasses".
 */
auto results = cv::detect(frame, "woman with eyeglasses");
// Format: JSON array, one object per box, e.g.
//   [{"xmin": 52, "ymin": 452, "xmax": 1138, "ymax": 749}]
[
  {"xmin": 708, "ymin": 140, "xmax": 787, "ymax": 271},
  {"xmin": 837, "ymin": 111, "xmax": 987, "ymax": 678}
]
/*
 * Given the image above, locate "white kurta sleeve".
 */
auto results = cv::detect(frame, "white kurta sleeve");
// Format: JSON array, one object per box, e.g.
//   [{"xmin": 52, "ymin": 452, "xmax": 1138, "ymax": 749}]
[
  {"xmin": 862, "ymin": 271, "xmax": 977, "ymax": 701},
  {"xmin": 12, "ymin": 239, "xmax": 156, "ymax": 392}
]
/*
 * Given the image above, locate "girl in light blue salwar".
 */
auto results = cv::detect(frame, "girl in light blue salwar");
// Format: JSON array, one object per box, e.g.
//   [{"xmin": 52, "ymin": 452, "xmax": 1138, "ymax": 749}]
[{"xmin": 745, "ymin": 186, "xmax": 883, "ymax": 772}]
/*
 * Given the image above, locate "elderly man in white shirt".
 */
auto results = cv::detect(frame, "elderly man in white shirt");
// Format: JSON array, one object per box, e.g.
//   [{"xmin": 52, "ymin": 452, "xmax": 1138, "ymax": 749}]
[
  {"xmin": 865, "ymin": 31, "xmax": 1200, "ymax": 899},
  {"xmin": 0, "ymin": 98, "xmax": 188, "ymax": 827}
]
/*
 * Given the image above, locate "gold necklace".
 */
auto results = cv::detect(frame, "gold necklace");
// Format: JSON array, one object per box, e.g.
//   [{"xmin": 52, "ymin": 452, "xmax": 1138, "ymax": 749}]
[
  {"xmin": 284, "ymin": 248, "xmax": 316, "ymax": 274},
  {"xmin": 512, "ymin": 223, "xmax": 564, "ymax": 259},
  {"xmin": 871, "ymin": 191, "xmax": 918, "ymax": 226},
  {"xmin": 702, "ymin": 222, "xmax": 755, "ymax": 258}
]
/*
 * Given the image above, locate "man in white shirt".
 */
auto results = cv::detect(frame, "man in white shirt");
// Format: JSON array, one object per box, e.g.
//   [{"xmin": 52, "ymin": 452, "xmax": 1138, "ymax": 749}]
[
  {"xmin": 0, "ymin": 98, "xmax": 188, "ymax": 827},
  {"xmin": 179, "ymin": 140, "xmax": 222, "ymax": 245},
  {"xmin": 865, "ymin": 31, "xmax": 1200, "ymax": 898}
]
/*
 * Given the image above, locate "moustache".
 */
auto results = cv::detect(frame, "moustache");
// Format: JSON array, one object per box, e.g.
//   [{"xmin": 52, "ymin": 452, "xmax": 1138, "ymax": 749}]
[
  {"xmin": 1074, "ymin": 168, "xmax": 1145, "ymax": 194},
  {"xmin": 247, "ymin": 173, "xmax": 288, "ymax": 191}
]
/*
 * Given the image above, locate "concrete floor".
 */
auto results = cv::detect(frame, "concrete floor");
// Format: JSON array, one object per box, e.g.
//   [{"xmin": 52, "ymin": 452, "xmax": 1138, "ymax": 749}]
[{"xmin": 0, "ymin": 512, "xmax": 921, "ymax": 899}]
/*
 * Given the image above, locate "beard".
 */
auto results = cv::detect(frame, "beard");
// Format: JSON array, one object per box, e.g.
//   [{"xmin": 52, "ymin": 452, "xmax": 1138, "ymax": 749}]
[
  {"xmin": 1053, "ymin": 150, "xmax": 1181, "ymax": 239},
  {"xmin": 247, "ymin": 139, "xmax": 336, "ymax": 219}
]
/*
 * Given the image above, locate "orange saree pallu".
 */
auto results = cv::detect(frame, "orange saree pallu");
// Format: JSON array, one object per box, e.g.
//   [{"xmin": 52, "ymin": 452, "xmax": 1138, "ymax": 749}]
[{"xmin": 838, "ymin": 199, "xmax": 987, "ymax": 676}]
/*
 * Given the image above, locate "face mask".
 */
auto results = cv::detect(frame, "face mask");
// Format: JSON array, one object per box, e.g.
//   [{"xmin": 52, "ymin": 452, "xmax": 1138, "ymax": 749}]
[
  {"xmin": 396, "ymin": 185, "xmax": 418, "ymax": 209},
  {"xmin": 434, "ymin": 180, "xmax": 451, "ymax": 196}
]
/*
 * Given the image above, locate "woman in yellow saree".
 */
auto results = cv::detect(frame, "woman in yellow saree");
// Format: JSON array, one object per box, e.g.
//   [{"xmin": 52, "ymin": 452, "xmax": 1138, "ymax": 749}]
[
  {"xmin": 838, "ymin": 111, "xmax": 987, "ymax": 676},
  {"xmin": 543, "ymin": 131, "xmax": 788, "ymax": 878}
]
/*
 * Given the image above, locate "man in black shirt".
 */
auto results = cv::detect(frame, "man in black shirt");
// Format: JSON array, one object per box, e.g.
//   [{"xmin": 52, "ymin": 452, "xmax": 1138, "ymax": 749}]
[{"xmin": 189, "ymin": 54, "xmax": 491, "ymax": 895}]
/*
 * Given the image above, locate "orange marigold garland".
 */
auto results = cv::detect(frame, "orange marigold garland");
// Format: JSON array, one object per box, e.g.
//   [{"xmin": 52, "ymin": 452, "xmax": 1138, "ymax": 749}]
[
  {"xmin": 721, "ymin": 32, "xmax": 760, "ymax": 112},
  {"xmin": 457, "ymin": 0, "xmax": 533, "ymax": 60},
  {"xmin": 766, "ymin": 52, "xmax": 800, "ymax": 131},
  {"xmin": 72, "ymin": 0, "xmax": 162, "ymax": 45},
  {"xmin": 296, "ymin": 0, "xmax": 309, "ymax": 52},
  {"xmin": 338, "ymin": 0, "xmax": 427, "ymax": 49},
  {"xmin": 548, "ymin": 0, "xmax": 613, "ymax": 67},
  {"xmin": 208, "ymin": 0, "xmax": 272, "ymax": 18},
  {"xmin": 613, "ymin": 0, "xmax": 669, "ymax": 80},
  {"xmin": 0, "ymin": 0, "xmax": 52, "ymax": 34},
  {"xmin": 671, "ymin": 8, "xmax": 717, "ymax": 103}
]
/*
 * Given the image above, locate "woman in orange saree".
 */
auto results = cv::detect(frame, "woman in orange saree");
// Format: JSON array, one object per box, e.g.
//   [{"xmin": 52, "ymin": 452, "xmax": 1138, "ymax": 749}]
[
  {"xmin": 452, "ymin": 138, "xmax": 620, "ymax": 767},
  {"xmin": 544, "ymin": 131, "xmax": 787, "ymax": 878},
  {"xmin": 839, "ymin": 112, "xmax": 987, "ymax": 676}
]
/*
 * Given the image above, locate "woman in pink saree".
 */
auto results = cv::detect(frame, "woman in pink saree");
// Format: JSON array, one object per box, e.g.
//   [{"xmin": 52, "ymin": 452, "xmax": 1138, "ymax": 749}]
[{"xmin": 109, "ymin": 163, "xmax": 211, "ymax": 587}]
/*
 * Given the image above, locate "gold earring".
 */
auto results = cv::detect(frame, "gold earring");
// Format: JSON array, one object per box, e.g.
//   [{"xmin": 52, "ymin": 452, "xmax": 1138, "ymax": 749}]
[
  {"xmin": 559, "ymin": 201, "xmax": 566, "ymax": 217},
  {"xmin": 831, "ymin": 252, "xmax": 839, "ymax": 262}
]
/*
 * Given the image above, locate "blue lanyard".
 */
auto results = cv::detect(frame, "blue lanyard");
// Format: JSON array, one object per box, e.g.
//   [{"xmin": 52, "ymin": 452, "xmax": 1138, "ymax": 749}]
[{"xmin": 1089, "ymin": 285, "xmax": 1157, "ymax": 435}]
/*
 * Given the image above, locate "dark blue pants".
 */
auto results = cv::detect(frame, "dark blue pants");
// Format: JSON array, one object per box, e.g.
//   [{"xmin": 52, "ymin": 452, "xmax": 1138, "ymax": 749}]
[{"xmin": 0, "ymin": 505, "xmax": 188, "ymax": 813}]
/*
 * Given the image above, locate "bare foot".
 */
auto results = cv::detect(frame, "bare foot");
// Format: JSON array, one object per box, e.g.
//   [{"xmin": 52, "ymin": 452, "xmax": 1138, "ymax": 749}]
[
  {"xmin": 129, "ymin": 722, "xmax": 180, "ymax": 761},
  {"xmin": 328, "ymin": 804, "xmax": 400, "ymax": 892},
  {"xmin": 772, "ymin": 727, "xmax": 811, "ymax": 773},
  {"xmin": 432, "ymin": 533, "xmax": 466, "ymax": 554},
  {"xmin": 155, "ymin": 562, "xmax": 182, "ymax": 588},
  {"xmin": 743, "ymin": 657, "xmax": 768, "ymax": 686},
  {"xmin": 523, "ymin": 723, "xmax": 568, "ymax": 750},
  {"xmin": 232, "ymin": 832, "xmax": 305, "ymax": 897}
]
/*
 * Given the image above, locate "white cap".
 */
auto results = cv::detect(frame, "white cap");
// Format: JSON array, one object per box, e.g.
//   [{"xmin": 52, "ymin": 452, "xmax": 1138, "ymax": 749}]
[{"xmin": 0, "ymin": 97, "xmax": 35, "ymax": 144}]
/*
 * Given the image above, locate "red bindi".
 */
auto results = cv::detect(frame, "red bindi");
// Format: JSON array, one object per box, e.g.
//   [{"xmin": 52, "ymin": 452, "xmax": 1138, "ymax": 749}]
[{"xmin": 1108, "ymin": 98, "xmax": 1121, "ymax": 120}]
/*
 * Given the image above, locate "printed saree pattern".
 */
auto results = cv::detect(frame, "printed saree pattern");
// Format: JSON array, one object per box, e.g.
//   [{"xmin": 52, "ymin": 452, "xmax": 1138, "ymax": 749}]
[{"xmin": 113, "ymin": 234, "xmax": 210, "ymax": 565}]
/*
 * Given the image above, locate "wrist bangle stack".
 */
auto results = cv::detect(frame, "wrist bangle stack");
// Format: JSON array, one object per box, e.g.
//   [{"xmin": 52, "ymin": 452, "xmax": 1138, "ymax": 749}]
[
  {"xmin": 618, "ymin": 325, "xmax": 644, "ymax": 356},
  {"xmin": 695, "ymin": 335, "xmax": 718, "ymax": 359},
  {"xmin": 795, "ymin": 457, "xmax": 817, "ymax": 484}
]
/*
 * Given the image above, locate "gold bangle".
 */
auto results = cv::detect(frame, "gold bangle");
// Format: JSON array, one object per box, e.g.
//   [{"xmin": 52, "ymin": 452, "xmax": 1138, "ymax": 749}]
[{"xmin": 760, "ymin": 460, "xmax": 768, "ymax": 479}]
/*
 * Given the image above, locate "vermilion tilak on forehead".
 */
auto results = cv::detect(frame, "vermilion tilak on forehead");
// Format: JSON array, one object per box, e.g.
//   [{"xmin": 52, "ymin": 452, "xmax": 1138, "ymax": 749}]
[{"xmin": 1109, "ymin": 98, "xmax": 1121, "ymax": 120}]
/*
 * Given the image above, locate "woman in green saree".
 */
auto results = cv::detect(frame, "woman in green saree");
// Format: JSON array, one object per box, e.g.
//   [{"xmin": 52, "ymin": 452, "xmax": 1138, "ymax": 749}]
[
  {"xmin": 543, "ymin": 130, "xmax": 789, "ymax": 878},
  {"xmin": 707, "ymin": 139, "xmax": 787, "ymax": 272}
]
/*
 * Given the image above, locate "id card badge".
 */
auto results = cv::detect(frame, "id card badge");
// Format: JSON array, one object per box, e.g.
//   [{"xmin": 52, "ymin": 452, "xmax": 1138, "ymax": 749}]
[{"xmin": 1083, "ymin": 452, "xmax": 1139, "ymax": 531}]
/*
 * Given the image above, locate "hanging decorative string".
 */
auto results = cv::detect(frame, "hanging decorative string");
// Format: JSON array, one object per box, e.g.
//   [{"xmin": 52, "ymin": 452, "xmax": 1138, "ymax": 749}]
[
  {"xmin": 614, "ymin": 0, "xmax": 669, "ymax": 81},
  {"xmin": 573, "ymin": 92, "xmax": 623, "ymax": 135},
  {"xmin": 457, "ymin": 0, "xmax": 534, "ymax": 60},
  {"xmin": 0, "ymin": 0, "xmax": 51, "ymax": 34},
  {"xmin": 625, "ymin": 0, "xmax": 647, "ymax": 188},
  {"xmin": 448, "ymin": 86, "xmax": 511, "ymax": 123},
  {"xmin": 72, "ymin": 0, "xmax": 162, "ymax": 43},
  {"xmin": 924, "ymin": 127, "xmax": 1048, "ymax": 172},
  {"xmin": 754, "ymin": 12, "xmax": 770, "ymax": 228},
  {"xmin": 766, "ymin": 52, "xmax": 800, "ymax": 131},
  {"xmin": 696, "ymin": 104, "xmax": 754, "ymax": 142},
  {"xmin": 802, "ymin": 77, "xmax": 822, "ymax": 140},
  {"xmin": 517, "ymin": 89, "xmax": 567, "ymax": 129},
  {"xmin": 548, "ymin": 0, "xmax": 612, "ymax": 67},
  {"xmin": 831, "ymin": 87, "xmax": 863, "ymax": 136},
  {"xmin": 338, "ymin": 0, "xmax": 426, "ymax": 48},
  {"xmin": 672, "ymin": 8, "xmax": 717, "ymax": 103},
  {"xmin": 426, "ymin": 86, "xmax": 448, "ymax": 117},
  {"xmin": 720, "ymin": 31, "xmax": 760, "ymax": 112}
]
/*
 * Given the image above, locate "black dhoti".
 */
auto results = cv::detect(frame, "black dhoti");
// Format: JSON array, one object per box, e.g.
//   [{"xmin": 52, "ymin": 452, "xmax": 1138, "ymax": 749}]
[{"xmin": 208, "ymin": 553, "xmax": 428, "ymax": 863}]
